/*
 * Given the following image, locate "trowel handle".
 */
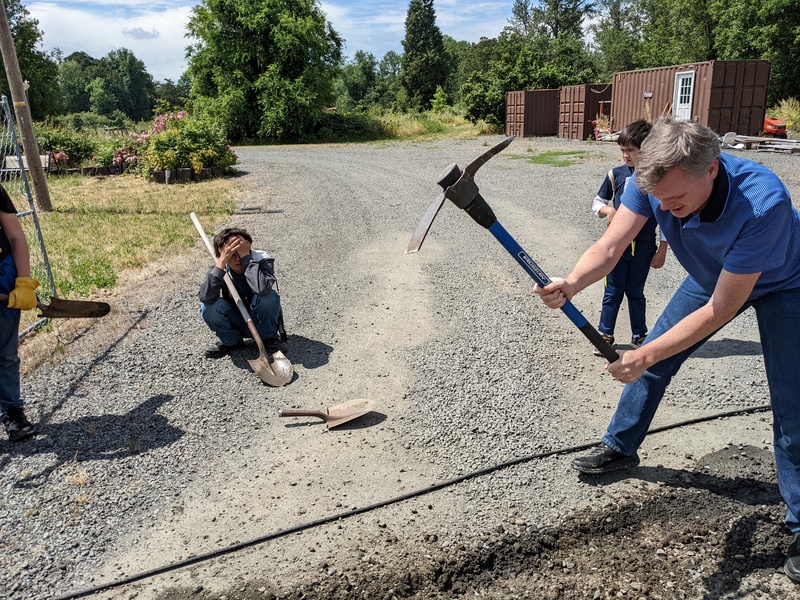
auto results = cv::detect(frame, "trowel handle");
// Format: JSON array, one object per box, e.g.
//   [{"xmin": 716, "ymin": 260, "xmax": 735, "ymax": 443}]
[
  {"xmin": 488, "ymin": 221, "xmax": 619, "ymax": 363},
  {"xmin": 278, "ymin": 409, "xmax": 327, "ymax": 421}
]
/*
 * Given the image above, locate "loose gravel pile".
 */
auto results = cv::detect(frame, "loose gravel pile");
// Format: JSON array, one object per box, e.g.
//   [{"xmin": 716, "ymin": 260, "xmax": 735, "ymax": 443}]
[{"xmin": 1, "ymin": 137, "xmax": 798, "ymax": 599}]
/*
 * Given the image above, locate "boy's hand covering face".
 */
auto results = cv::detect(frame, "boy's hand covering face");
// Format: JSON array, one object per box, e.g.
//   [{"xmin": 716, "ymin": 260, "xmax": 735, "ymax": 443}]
[{"xmin": 218, "ymin": 236, "xmax": 249, "ymax": 274}]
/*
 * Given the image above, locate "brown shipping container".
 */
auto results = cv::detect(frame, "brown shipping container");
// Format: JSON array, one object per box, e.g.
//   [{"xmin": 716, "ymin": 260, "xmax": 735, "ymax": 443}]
[
  {"xmin": 610, "ymin": 60, "xmax": 770, "ymax": 136},
  {"xmin": 559, "ymin": 83, "xmax": 613, "ymax": 140},
  {"xmin": 505, "ymin": 89, "xmax": 560, "ymax": 137}
]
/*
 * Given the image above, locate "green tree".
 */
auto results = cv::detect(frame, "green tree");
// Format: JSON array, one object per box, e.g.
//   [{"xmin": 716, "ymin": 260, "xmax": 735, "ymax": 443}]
[
  {"xmin": 589, "ymin": 0, "xmax": 643, "ymax": 78},
  {"xmin": 186, "ymin": 0, "xmax": 343, "ymax": 142},
  {"xmin": 99, "ymin": 48, "xmax": 155, "ymax": 121},
  {"xmin": 635, "ymin": 0, "xmax": 717, "ymax": 67},
  {"xmin": 153, "ymin": 75, "xmax": 192, "ymax": 113},
  {"xmin": 374, "ymin": 51, "xmax": 405, "ymax": 110},
  {"xmin": 508, "ymin": 0, "xmax": 538, "ymax": 36},
  {"xmin": 0, "ymin": 0, "xmax": 60, "ymax": 118},
  {"xmin": 533, "ymin": 0, "xmax": 596, "ymax": 39},
  {"xmin": 713, "ymin": 0, "xmax": 800, "ymax": 105},
  {"xmin": 442, "ymin": 36, "xmax": 474, "ymax": 105},
  {"xmin": 86, "ymin": 77, "xmax": 117, "ymax": 116},
  {"xmin": 58, "ymin": 58, "xmax": 93, "ymax": 114},
  {"xmin": 460, "ymin": 32, "xmax": 550, "ymax": 126},
  {"xmin": 338, "ymin": 51, "xmax": 378, "ymax": 110},
  {"xmin": 400, "ymin": 0, "xmax": 449, "ymax": 111}
]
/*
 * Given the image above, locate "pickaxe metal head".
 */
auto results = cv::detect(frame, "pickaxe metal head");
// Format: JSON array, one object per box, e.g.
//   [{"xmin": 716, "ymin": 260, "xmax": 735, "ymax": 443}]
[{"xmin": 406, "ymin": 136, "xmax": 514, "ymax": 253}]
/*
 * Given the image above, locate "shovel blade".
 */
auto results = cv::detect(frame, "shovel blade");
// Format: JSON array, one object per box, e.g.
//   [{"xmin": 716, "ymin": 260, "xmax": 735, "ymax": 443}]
[
  {"xmin": 0, "ymin": 293, "xmax": 111, "ymax": 319},
  {"xmin": 248, "ymin": 350, "xmax": 293, "ymax": 387},
  {"xmin": 42, "ymin": 296, "xmax": 111, "ymax": 319},
  {"xmin": 406, "ymin": 191, "xmax": 446, "ymax": 254}
]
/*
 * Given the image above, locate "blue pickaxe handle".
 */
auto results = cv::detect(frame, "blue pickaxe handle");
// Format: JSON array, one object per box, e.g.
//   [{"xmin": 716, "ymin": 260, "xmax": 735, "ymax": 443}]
[
  {"xmin": 488, "ymin": 221, "xmax": 619, "ymax": 362},
  {"xmin": 408, "ymin": 138, "xmax": 619, "ymax": 362}
]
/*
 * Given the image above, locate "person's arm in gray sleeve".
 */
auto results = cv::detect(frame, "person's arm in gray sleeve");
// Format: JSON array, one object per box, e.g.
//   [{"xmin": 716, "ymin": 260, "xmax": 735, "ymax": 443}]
[
  {"xmin": 243, "ymin": 250, "xmax": 277, "ymax": 296},
  {"xmin": 198, "ymin": 266, "xmax": 226, "ymax": 304}
]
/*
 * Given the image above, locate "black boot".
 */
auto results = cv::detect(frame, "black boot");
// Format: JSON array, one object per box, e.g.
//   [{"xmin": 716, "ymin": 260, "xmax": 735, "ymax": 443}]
[
  {"xmin": 3, "ymin": 407, "xmax": 35, "ymax": 442},
  {"xmin": 572, "ymin": 443, "xmax": 639, "ymax": 474}
]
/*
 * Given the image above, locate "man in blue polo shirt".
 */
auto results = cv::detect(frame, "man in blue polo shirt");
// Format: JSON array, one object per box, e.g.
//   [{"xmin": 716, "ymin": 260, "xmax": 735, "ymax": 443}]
[{"xmin": 534, "ymin": 116, "xmax": 800, "ymax": 584}]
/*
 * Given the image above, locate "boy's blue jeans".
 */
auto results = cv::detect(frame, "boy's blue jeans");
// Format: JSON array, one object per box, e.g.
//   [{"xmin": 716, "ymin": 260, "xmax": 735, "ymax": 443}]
[
  {"xmin": 200, "ymin": 291, "xmax": 282, "ymax": 346},
  {"xmin": 598, "ymin": 241, "xmax": 657, "ymax": 339},
  {"xmin": 602, "ymin": 275, "xmax": 800, "ymax": 532}
]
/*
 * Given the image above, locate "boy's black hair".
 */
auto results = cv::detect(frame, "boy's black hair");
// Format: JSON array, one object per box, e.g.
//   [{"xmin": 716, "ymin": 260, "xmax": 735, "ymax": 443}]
[
  {"xmin": 213, "ymin": 227, "xmax": 253, "ymax": 257},
  {"xmin": 617, "ymin": 119, "xmax": 652, "ymax": 149}
]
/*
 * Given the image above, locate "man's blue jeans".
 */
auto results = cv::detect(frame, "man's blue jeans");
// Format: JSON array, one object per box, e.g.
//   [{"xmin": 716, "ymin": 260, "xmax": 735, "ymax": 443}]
[
  {"xmin": 602, "ymin": 275, "xmax": 800, "ymax": 532},
  {"xmin": 200, "ymin": 291, "xmax": 282, "ymax": 345},
  {"xmin": 598, "ymin": 240, "xmax": 657, "ymax": 339}
]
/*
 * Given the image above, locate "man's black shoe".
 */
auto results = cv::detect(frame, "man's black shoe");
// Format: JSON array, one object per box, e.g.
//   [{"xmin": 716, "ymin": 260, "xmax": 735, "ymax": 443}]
[
  {"xmin": 785, "ymin": 532, "xmax": 800, "ymax": 584},
  {"xmin": 204, "ymin": 339, "xmax": 245, "ymax": 357},
  {"xmin": 572, "ymin": 442, "xmax": 640, "ymax": 474},
  {"xmin": 3, "ymin": 406, "xmax": 35, "ymax": 442}
]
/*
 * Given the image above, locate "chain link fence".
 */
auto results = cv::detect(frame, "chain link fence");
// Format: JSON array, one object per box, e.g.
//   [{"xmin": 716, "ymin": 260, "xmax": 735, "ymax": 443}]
[{"xmin": 1, "ymin": 95, "xmax": 55, "ymax": 337}]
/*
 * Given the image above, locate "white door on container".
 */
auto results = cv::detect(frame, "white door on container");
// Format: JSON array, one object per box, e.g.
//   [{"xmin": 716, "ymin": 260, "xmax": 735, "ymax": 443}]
[{"xmin": 673, "ymin": 71, "xmax": 695, "ymax": 121}]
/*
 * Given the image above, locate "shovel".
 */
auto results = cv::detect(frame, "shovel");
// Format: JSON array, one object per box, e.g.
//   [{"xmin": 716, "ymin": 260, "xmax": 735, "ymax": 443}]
[
  {"xmin": 278, "ymin": 398, "xmax": 374, "ymax": 429},
  {"xmin": 0, "ymin": 293, "xmax": 110, "ymax": 318},
  {"xmin": 190, "ymin": 212, "xmax": 293, "ymax": 387}
]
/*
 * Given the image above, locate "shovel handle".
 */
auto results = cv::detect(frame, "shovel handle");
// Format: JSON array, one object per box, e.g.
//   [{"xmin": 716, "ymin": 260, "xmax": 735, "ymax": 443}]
[
  {"xmin": 190, "ymin": 212, "xmax": 269, "ymax": 356},
  {"xmin": 0, "ymin": 292, "xmax": 42, "ymax": 312}
]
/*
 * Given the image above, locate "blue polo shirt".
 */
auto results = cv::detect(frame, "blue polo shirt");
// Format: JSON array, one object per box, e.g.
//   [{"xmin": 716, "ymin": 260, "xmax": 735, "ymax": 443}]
[
  {"xmin": 597, "ymin": 164, "xmax": 659, "ymax": 244},
  {"xmin": 621, "ymin": 153, "xmax": 800, "ymax": 299}
]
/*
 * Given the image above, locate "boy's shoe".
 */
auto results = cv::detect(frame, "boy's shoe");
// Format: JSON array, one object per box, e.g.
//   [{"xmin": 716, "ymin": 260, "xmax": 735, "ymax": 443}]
[
  {"xmin": 3, "ymin": 407, "xmax": 35, "ymax": 442},
  {"xmin": 572, "ymin": 442, "xmax": 640, "ymax": 474},
  {"xmin": 204, "ymin": 339, "xmax": 245, "ymax": 357},
  {"xmin": 593, "ymin": 334, "xmax": 614, "ymax": 356},
  {"xmin": 786, "ymin": 532, "xmax": 800, "ymax": 583},
  {"xmin": 631, "ymin": 334, "xmax": 647, "ymax": 348}
]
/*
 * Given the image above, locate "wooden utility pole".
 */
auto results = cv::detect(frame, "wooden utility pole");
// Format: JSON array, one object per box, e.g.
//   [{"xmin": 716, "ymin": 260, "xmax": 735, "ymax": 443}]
[{"xmin": 0, "ymin": 0, "xmax": 52, "ymax": 211}]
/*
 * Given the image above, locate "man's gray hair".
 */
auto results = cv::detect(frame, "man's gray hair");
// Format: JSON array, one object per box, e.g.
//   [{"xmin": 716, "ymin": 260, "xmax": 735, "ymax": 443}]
[{"xmin": 635, "ymin": 117, "xmax": 721, "ymax": 193}]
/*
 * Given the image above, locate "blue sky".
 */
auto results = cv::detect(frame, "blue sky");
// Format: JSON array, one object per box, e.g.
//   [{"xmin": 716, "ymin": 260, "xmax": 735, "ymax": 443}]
[{"xmin": 26, "ymin": 0, "xmax": 513, "ymax": 83}]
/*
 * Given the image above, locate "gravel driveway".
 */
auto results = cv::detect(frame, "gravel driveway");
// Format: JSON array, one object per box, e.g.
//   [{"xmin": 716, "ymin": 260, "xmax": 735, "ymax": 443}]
[{"xmin": 2, "ymin": 137, "xmax": 800, "ymax": 599}]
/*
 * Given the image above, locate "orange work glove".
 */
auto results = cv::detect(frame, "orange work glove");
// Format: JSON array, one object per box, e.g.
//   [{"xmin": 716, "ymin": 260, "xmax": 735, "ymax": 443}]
[{"xmin": 7, "ymin": 277, "xmax": 39, "ymax": 310}]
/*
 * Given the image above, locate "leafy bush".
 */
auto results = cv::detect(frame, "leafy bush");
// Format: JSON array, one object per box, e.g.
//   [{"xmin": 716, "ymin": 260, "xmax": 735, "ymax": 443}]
[
  {"xmin": 311, "ymin": 111, "xmax": 389, "ymax": 142},
  {"xmin": 48, "ymin": 111, "xmax": 135, "ymax": 132},
  {"xmin": 93, "ymin": 138, "xmax": 124, "ymax": 167},
  {"xmin": 34, "ymin": 123, "xmax": 95, "ymax": 167},
  {"xmin": 431, "ymin": 86, "xmax": 449, "ymax": 113},
  {"xmin": 770, "ymin": 97, "xmax": 800, "ymax": 134},
  {"xmin": 142, "ymin": 112, "xmax": 237, "ymax": 172}
]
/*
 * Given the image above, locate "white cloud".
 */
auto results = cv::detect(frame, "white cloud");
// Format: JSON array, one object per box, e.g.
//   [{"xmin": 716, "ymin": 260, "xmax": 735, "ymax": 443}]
[
  {"xmin": 28, "ymin": 2, "xmax": 193, "ymax": 81},
  {"xmin": 27, "ymin": 0, "xmax": 513, "ymax": 81}
]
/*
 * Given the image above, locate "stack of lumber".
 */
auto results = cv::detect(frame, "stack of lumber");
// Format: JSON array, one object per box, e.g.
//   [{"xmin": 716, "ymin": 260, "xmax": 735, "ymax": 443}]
[{"xmin": 734, "ymin": 136, "xmax": 800, "ymax": 154}]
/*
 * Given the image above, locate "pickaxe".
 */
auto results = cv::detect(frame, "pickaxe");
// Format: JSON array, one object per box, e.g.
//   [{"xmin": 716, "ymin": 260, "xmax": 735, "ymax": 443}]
[{"xmin": 406, "ymin": 136, "xmax": 619, "ymax": 362}]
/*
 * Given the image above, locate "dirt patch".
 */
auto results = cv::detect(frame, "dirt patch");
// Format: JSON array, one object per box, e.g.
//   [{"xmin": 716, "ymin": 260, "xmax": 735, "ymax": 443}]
[{"xmin": 154, "ymin": 446, "xmax": 793, "ymax": 600}]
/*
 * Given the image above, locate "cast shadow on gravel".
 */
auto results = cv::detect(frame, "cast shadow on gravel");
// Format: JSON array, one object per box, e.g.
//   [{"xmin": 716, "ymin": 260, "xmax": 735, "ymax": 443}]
[
  {"xmin": 224, "ymin": 334, "xmax": 333, "ymax": 375},
  {"xmin": 690, "ymin": 337, "xmax": 762, "ymax": 358},
  {"xmin": 1, "ymin": 394, "xmax": 184, "ymax": 487},
  {"xmin": 576, "ymin": 465, "xmax": 781, "ymax": 507},
  {"xmin": 283, "ymin": 334, "xmax": 334, "ymax": 369}
]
